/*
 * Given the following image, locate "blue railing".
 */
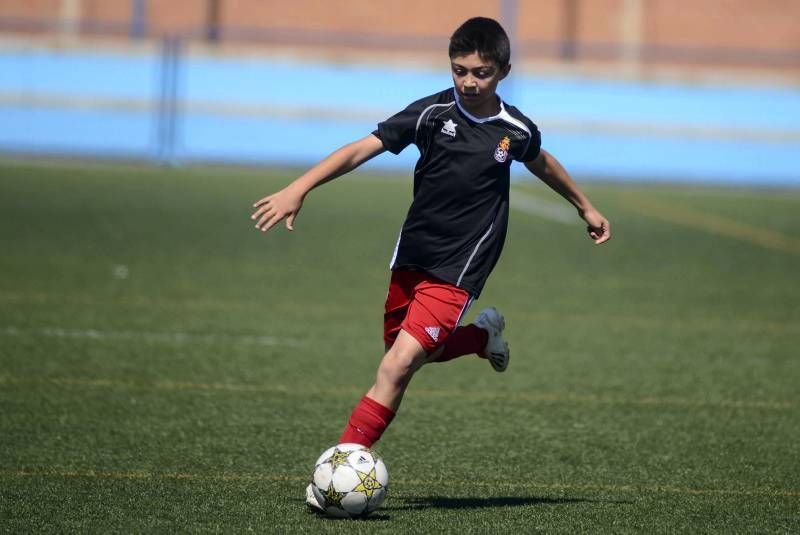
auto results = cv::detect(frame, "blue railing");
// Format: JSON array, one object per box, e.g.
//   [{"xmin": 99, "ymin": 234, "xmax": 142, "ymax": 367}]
[{"xmin": 1, "ymin": 35, "xmax": 799, "ymax": 185}]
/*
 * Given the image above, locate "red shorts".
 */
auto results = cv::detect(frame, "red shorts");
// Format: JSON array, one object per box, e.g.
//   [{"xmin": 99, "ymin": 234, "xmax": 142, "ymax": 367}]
[{"xmin": 383, "ymin": 269, "xmax": 474, "ymax": 353}]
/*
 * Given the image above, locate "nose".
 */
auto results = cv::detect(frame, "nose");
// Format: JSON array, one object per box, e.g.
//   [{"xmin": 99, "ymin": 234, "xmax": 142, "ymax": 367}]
[{"xmin": 463, "ymin": 75, "xmax": 477, "ymax": 91}]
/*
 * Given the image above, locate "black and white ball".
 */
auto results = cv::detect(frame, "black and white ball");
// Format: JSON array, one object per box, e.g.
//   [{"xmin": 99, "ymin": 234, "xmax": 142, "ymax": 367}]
[{"xmin": 310, "ymin": 443, "xmax": 389, "ymax": 518}]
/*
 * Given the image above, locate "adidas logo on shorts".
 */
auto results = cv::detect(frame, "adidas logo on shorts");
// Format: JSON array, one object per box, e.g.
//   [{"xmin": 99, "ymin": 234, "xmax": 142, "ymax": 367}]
[{"xmin": 424, "ymin": 326, "xmax": 441, "ymax": 342}]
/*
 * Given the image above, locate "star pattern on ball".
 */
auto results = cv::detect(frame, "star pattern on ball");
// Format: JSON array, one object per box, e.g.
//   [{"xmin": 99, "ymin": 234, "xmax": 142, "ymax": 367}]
[
  {"xmin": 323, "ymin": 485, "xmax": 345, "ymax": 507},
  {"xmin": 353, "ymin": 468, "xmax": 382, "ymax": 499},
  {"xmin": 326, "ymin": 448, "xmax": 351, "ymax": 470}
]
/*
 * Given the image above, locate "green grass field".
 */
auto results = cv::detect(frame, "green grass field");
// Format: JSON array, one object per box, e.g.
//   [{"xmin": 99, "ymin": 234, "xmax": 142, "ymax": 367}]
[{"xmin": 1, "ymin": 159, "xmax": 798, "ymax": 532}]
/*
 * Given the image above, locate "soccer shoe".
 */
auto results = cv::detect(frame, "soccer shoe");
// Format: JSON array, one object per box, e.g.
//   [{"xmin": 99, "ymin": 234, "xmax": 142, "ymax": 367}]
[
  {"xmin": 473, "ymin": 306, "xmax": 510, "ymax": 372},
  {"xmin": 305, "ymin": 483, "xmax": 324, "ymax": 512}
]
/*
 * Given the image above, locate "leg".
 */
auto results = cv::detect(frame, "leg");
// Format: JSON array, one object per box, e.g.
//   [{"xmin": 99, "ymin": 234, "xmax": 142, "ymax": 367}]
[
  {"xmin": 432, "ymin": 324, "xmax": 488, "ymax": 363},
  {"xmin": 432, "ymin": 307, "xmax": 509, "ymax": 372},
  {"xmin": 311, "ymin": 331, "xmax": 432, "ymax": 509},
  {"xmin": 339, "ymin": 330, "xmax": 428, "ymax": 447},
  {"xmin": 367, "ymin": 329, "xmax": 430, "ymax": 411},
  {"xmin": 339, "ymin": 270, "xmax": 471, "ymax": 447}
]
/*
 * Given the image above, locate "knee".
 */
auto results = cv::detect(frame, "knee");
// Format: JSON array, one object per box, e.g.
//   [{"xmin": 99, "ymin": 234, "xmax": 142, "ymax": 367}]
[{"xmin": 377, "ymin": 347, "xmax": 422, "ymax": 387}]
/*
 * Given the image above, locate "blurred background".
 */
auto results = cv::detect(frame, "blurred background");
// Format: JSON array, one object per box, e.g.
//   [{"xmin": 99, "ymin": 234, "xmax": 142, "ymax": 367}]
[
  {"xmin": 2, "ymin": 6, "xmax": 799, "ymax": 531},
  {"xmin": 1, "ymin": 0, "xmax": 798, "ymax": 185}
]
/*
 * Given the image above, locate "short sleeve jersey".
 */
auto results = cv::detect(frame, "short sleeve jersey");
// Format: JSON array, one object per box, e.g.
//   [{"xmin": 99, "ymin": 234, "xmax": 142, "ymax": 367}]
[{"xmin": 374, "ymin": 88, "xmax": 541, "ymax": 297}]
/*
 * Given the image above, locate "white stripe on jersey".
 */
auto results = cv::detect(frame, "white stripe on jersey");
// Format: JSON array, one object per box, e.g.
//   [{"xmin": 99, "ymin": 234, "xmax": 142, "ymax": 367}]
[
  {"xmin": 497, "ymin": 109, "xmax": 533, "ymax": 159},
  {"xmin": 414, "ymin": 102, "xmax": 455, "ymax": 144},
  {"xmin": 456, "ymin": 221, "xmax": 494, "ymax": 287},
  {"xmin": 389, "ymin": 229, "xmax": 403, "ymax": 269}
]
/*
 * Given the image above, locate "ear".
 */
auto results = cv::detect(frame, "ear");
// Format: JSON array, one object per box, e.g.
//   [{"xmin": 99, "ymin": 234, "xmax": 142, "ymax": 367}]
[{"xmin": 498, "ymin": 63, "xmax": 511, "ymax": 81}]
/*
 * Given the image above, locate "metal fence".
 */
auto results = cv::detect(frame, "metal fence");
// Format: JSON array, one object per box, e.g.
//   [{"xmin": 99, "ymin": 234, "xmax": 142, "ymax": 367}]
[
  {"xmin": 3, "ymin": 0, "xmax": 800, "ymax": 68},
  {"xmin": 1, "ymin": 8, "xmax": 799, "ymax": 185}
]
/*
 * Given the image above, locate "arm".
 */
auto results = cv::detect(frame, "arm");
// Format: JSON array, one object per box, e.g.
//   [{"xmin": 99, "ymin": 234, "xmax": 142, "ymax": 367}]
[
  {"xmin": 251, "ymin": 134, "xmax": 386, "ymax": 232},
  {"xmin": 524, "ymin": 149, "xmax": 611, "ymax": 244}
]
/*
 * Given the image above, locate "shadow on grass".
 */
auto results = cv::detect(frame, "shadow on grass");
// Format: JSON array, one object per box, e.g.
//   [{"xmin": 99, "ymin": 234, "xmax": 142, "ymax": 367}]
[
  {"xmin": 307, "ymin": 510, "xmax": 392, "ymax": 522},
  {"xmin": 392, "ymin": 495, "xmax": 632, "ymax": 510},
  {"xmin": 293, "ymin": 499, "xmax": 392, "ymax": 521}
]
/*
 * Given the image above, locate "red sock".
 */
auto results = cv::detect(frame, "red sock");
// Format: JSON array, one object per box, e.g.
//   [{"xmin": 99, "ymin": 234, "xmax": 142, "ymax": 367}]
[
  {"xmin": 339, "ymin": 395, "xmax": 396, "ymax": 447},
  {"xmin": 434, "ymin": 324, "xmax": 488, "ymax": 363}
]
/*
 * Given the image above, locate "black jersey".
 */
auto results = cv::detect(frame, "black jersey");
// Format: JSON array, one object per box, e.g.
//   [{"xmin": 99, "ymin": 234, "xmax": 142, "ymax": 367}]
[{"xmin": 374, "ymin": 88, "xmax": 541, "ymax": 297}]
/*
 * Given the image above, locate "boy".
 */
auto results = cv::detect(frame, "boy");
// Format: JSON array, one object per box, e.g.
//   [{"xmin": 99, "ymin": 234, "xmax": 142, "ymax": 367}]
[{"xmin": 250, "ymin": 17, "xmax": 610, "ymax": 508}]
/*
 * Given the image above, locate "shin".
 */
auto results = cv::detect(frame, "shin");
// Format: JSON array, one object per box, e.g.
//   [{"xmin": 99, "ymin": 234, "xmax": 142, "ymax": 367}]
[{"xmin": 339, "ymin": 330, "xmax": 429, "ymax": 447}]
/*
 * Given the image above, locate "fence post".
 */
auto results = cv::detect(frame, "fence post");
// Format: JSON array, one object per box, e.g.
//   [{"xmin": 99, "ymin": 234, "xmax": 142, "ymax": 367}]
[
  {"xmin": 156, "ymin": 35, "xmax": 182, "ymax": 165},
  {"xmin": 130, "ymin": 0, "xmax": 147, "ymax": 39},
  {"xmin": 206, "ymin": 0, "xmax": 221, "ymax": 42},
  {"xmin": 620, "ymin": 0, "xmax": 644, "ymax": 77},
  {"xmin": 499, "ymin": 0, "xmax": 518, "ymax": 102},
  {"xmin": 58, "ymin": 0, "xmax": 81, "ymax": 45},
  {"xmin": 561, "ymin": 0, "xmax": 579, "ymax": 61}
]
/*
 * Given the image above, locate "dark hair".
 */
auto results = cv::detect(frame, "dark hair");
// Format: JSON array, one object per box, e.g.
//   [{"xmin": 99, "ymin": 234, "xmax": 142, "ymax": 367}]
[{"xmin": 449, "ymin": 17, "xmax": 510, "ymax": 68}]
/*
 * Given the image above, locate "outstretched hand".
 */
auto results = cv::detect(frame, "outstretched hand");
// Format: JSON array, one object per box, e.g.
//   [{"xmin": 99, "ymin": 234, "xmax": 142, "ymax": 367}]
[
  {"xmin": 251, "ymin": 185, "xmax": 304, "ymax": 233},
  {"xmin": 581, "ymin": 207, "xmax": 611, "ymax": 245}
]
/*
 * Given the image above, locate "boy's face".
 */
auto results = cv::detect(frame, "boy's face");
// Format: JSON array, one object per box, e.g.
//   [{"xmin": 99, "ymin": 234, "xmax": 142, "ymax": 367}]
[{"xmin": 450, "ymin": 52, "xmax": 510, "ymax": 115}]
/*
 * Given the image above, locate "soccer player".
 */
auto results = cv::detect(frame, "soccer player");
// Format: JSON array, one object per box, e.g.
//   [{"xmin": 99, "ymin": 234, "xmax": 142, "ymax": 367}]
[{"xmin": 250, "ymin": 17, "xmax": 610, "ymax": 508}]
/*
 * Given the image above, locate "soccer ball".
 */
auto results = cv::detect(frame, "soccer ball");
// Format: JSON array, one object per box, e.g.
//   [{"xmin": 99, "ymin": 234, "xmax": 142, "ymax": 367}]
[{"xmin": 310, "ymin": 443, "xmax": 389, "ymax": 518}]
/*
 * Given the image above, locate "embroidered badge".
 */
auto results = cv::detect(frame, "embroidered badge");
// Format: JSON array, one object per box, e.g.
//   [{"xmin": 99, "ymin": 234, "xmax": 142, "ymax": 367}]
[
  {"xmin": 493, "ymin": 136, "xmax": 511, "ymax": 163},
  {"xmin": 441, "ymin": 119, "xmax": 457, "ymax": 137}
]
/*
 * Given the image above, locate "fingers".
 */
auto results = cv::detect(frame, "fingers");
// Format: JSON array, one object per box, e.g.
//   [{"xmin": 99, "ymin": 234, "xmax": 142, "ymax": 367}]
[
  {"xmin": 588, "ymin": 220, "xmax": 611, "ymax": 245},
  {"xmin": 252, "ymin": 194, "xmax": 273, "ymax": 208},
  {"xmin": 253, "ymin": 205, "xmax": 276, "ymax": 230},
  {"xmin": 257, "ymin": 213, "xmax": 278, "ymax": 231},
  {"xmin": 251, "ymin": 198, "xmax": 286, "ymax": 232},
  {"xmin": 250, "ymin": 200, "xmax": 273, "ymax": 222},
  {"xmin": 594, "ymin": 232, "xmax": 611, "ymax": 244},
  {"xmin": 251, "ymin": 201, "xmax": 298, "ymax": 233},
  {"xmin": 259, "ymin": 212, "xmax": 284, "ymax": 233},
  {"xmin": 252, "ymin": 187, "xmax": 304, "ymax": 234}
]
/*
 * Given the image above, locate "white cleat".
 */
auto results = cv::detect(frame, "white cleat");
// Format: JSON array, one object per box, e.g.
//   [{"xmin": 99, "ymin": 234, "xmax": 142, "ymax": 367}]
[
  {"xmin": 306, "ymin": 483, "xmax": 324, "ymax": 512},
  {"xmin": 473, "ymin": 307, "xmax": 510, "ymax": 372}
]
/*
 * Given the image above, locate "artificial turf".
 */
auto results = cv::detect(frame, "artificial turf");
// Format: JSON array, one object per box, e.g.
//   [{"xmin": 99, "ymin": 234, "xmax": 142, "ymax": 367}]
[{"xmin": 0, "ymin": 160, "xmax": 798, "ymax": 532}]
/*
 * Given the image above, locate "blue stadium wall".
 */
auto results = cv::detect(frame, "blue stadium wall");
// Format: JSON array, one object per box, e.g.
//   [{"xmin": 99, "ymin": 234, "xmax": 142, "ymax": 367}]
[{"xmin": 1, "ymin": 44, "xmax": 798, "ymax": 186}]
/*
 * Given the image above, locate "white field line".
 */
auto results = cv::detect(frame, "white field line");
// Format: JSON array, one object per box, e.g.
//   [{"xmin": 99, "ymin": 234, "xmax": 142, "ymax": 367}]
[
  {"xmin": 2, "ymin": 468, "xmax": 798, "ymax": 498},
  {"xmin": 510, "ymin": 190, "xmax": 576, "ymax": 224},
  {"xmin": 0, "ymin": 326, "xmax": 305, "ymax": 347},
  {"xmin": 623, "ymin": 192, "xmax": 800, "ymax": 255},
  {"xmin": 1, "ymin": 293, "xmax": 797, "ymax": 334},
  {"xmin": 0, "ymin": 375, "xmax": 792, "ymax": 411},
  {"xmin": 3, "ymin": 92, "xmax": 800, "ymax": 143}
]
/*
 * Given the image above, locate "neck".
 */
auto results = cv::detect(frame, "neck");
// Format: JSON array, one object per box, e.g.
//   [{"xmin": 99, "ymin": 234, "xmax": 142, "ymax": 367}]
[{"xmin": 458, "ymin": 93, "xmax": 501, "ymax": 119}]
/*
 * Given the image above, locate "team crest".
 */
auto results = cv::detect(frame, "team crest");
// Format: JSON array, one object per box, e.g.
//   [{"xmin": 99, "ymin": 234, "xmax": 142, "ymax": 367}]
[{"xmin": 494, "ymin": 136, "xmax": 510, "ymax": 163}]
